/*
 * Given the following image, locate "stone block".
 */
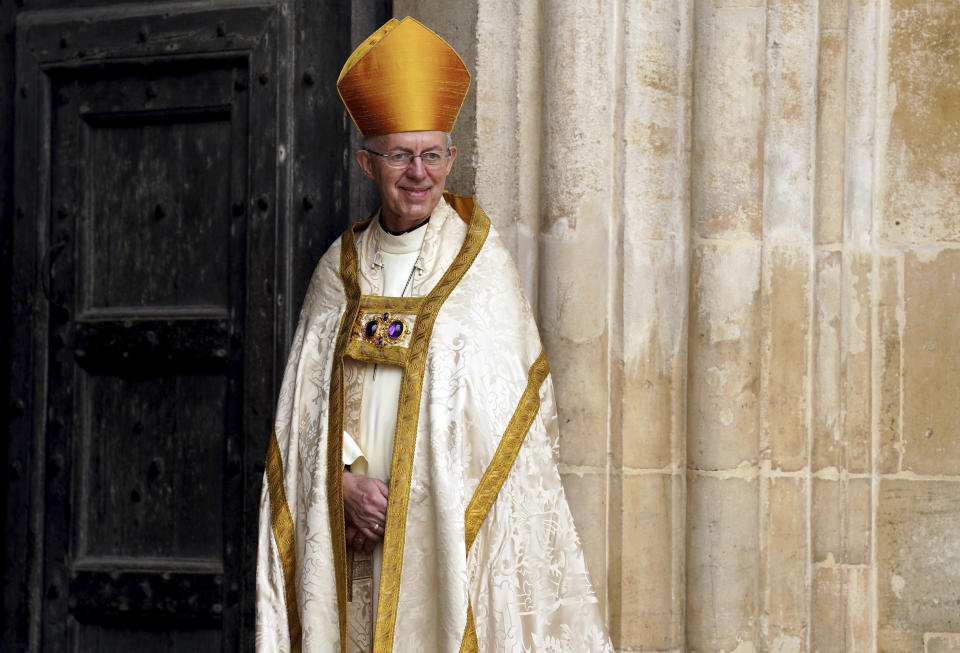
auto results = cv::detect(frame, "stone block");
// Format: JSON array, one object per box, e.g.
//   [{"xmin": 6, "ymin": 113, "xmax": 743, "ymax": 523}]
[
  {"xmin": 539, "ymin": 1, "xmax": 614, "ymax": 235},
  {"xmin": 819, "ymin": 0, "xmax": 848, "ymax": 31},
  {"xmin": 549, "ymin": 335, "xmax": 608, "ymax": 468},
  {"xmin": 813, "ymin": 250, "xmax": 842, "ymax": 470},
  {"xmin": 926, "ymin": 633, "xmax": 960, "ymax": 653},
  {"xmin": 623, "ymin": 0, "xmax": 692, "ymax": 243},
  {"xmin": 881, "ymin": 0, "xmax": 960, "ymax": 243},
  {"xmin": 843, "ymin": 0, "xmax": 880, "ymax": 242},
  {"xmin": 812, "ymin": 565, "xmax": 871, "ymax": 653},
  {"xmin": 540, "ymin": 224, "xmax": 610, "ymax": 468},
  {"xmin": 611, "ymin": 472, "xmax": 682, "ymax": 651},
  {"xmin": 902, "ymin": 250, "xmax": 960, "ymax": 474},
  {"xmin": 877, "ymin": 252, "xmax": 902, "ymax": 474},
  {"xmin": 692, "ymin": 2, "xmax": 765, "ymax": 239},
  {"xmin": 686, "ymin": 475, "xmax": 759, "ymax": 652},
  {"xmin": 840, "ymin": 251, "xmax": 871, "ymax": 473},
  {"xmin": 688, "ymin": 244, "xmax": 761, "ymax": 470},
  {"xmin": 622, "ymin": 240, "xmax": 687, "ymax": 469},
  {"xmin": 761, "ymin": 246, "xmax": 810, "ymax": 471},
  {"xmin": 762, "ymin": 0, "xmax": 816, "ymax": 243},
  {"xmin": 877, "ymin": 479, "xmax": 960, "ymax": 652},
  {"xmin": 815, "ymin": 29, "xmax": 846, "ymax": 245},
  {"xmin": 812, "ymin": 477, "xmax": 871, "ymax": 565},
  {"xmin": 761, "ymin": 476, "xmax": 808, "ymax": 645}
]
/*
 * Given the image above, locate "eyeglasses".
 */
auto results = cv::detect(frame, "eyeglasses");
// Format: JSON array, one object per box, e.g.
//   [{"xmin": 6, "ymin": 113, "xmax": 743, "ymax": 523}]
[{"xmin": 363, "ymin": 148, "xmax": 450, "ymax": 168}]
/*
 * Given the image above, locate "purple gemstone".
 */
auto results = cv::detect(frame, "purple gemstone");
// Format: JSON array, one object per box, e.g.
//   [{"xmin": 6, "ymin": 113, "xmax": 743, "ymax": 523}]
[
  {"xmin": 382, "ymin": 313, "xmax": 389, "ymax": 320},
  {"xmin": 364, "ymin": 320, "xmax": 378, "ymax": 338},
  {"xmin": 388, "ymin": 320, "xmax": 403, "ymax": 339},
  {"xmin": 376, "ymin": 336, "xmax": 383, "ymax": 346}
]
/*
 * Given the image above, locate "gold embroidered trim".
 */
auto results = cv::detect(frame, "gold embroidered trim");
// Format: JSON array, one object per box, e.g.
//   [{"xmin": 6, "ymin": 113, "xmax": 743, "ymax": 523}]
[
  {"xmin": 327, "ymin": 219, "xmax": 369, "ymax": 652},
  {"xmin": 458, "ymin": 602, "xmax": 479, "ymax": 653},
  {"xmin": 267, "ymin": 430, "xmax": 302, "ymax": 652},
  {"xmin": 372, "ymin": 200, "xmax": 491, "ymax": 653},
  {"xmin": 359, "ymin": 296, "xmax": 424, "ymax": 314},
  {"xmin": 343, "ymin": 338, "xmax": 412, "ymax": 367},
  {"xmin": 459, "ymin": 347, "xmax": 550, "ymax": 648}
]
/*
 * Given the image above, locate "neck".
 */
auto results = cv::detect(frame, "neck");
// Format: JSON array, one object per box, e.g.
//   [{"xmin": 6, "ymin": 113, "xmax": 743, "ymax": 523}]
[{"xmin": 380, "ymin": 215, "xmax": 430, "ymax": 236}]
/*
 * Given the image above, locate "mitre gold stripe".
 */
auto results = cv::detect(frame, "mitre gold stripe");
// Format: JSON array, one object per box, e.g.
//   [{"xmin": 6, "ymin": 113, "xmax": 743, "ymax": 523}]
[{"xmin": 266, "ymin": 429, "xmax": 302, "ymax": 653}]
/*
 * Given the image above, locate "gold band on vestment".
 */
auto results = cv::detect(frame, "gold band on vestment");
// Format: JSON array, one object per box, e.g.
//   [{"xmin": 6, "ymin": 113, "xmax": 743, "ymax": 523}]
[
  {"xmin": 266, "ymin": 430, "xmax": 302, "ymax": 652},
  {"xmin": 325, "ymin": 196, "xmax": 490, "ymax": 651},
  {"xmin": 372, "ymin": 199, "xmax": 490, "ymax": 653},
  {"xmin": 459, "ymin": 347, "xmax": 551, "ymax": 649},
  {"xmin": 327, "ymin": 217, "xmax": 370, "ymax": 653}
]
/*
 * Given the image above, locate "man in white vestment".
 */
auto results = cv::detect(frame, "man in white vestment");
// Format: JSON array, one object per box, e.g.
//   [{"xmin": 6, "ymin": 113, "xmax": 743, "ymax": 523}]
[{"xmin": 255, "ymin": 16, "xmax": 613, "ymax": 653}]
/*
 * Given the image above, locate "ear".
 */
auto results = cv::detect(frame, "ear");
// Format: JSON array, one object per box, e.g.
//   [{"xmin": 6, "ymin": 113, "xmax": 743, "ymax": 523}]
[
  {"xmin": 445, "ymin": 145, "xmax": 457, "ymax": 171},
  {"xmin": 356, "ymin": 149, "xmax": 375, "ymax": 179}
]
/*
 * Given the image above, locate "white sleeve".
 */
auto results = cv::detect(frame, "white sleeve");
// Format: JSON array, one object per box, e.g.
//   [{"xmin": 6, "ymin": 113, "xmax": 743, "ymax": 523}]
[{"xmin": 342, "ymin": 430, "xmax": 366, "ymax": 468}]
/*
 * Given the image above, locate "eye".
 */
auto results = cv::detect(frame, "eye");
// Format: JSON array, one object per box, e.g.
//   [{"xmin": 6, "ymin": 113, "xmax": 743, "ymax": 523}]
[
  {"xmin": 421, "ymin": 152, "xmax": 441, "ymax": 162},
  {"xmin": 387, "ymin": 152, "xmax": 410, "ymax": 164}
]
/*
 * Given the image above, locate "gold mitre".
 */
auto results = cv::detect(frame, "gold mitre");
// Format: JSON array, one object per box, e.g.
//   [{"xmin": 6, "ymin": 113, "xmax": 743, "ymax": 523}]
[{"xmin": 337, "ymin": 17, "xmax": 471, "ymax": 136}]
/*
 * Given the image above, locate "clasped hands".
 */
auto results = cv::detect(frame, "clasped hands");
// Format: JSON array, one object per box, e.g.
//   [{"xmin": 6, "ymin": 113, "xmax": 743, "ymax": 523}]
[{"xmin": 343, "ymin": 469, "xmax": 389, "ymax": 553}]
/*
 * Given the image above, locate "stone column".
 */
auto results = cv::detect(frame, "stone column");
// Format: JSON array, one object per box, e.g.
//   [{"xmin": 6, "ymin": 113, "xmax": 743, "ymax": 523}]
[
  {"xmin": 811, "ymin": 0, "xmax": 875, "ymax": 650},
  {"xmin": 534, "ymin": 0, "xmax": 616, "ymax": 618},
  {"xmin": 386, "ymin": 1, "xmax": 960, "ymax": 651},
  {"xmin": 612, "ymin": 0, "xmax": 692, "ymax": 650},
  {"xmin": 759, "ymin": 0, "xmax": 817, "ymax": 651},
  {"xmin": 874, "ymin": 1, "xmax": 960, "ymax": 651},
  {"xmin": 686, "ymin": 0, "xmax": 765, "ymax": 649}
]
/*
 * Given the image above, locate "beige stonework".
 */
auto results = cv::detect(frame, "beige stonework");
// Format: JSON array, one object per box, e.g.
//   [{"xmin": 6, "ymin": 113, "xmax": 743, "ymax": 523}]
[
  {"xmin": 812, "ymin": 565, "xmax": 872, "ymax": 653},
  {"xmin": 389, "ymin": 1, "xmax": 960, "ymax": 650},
  {"xmin": 812, "ymin": 476, "xmax": 871, "ymax": 565},
  {"xmin": 688, "ymin": 243, "xmax": 761, "ymax": 470},
  {"xmin": 880, "ymin": 0, "xmax": 960, "ymax": 244},
  {"xmin": 902, "ymin": 250, "xmax": 960, "ymax": 475},
  {"xmin": 877, "ymin": 252, "xmax": 903, "ymax": 474},
  {"xmin": 878, "ymin": 480, "xmax": 960, "ymax": 652},
  {"xmin": 611, "ymin": 472, "xmax": 684, "ymax": 650},
  {"xmin": 925, "ymin": 634, "xmax": 960, "ymax": 653},
  {"xmin": 761, "ymin": 246, "xmax": 810, "ymax": 472},
  {"xmin": 686, "ymin": 476, "xmax": 759, "ymax": 653},
  {"xmin": 760, "ymin": 476, "xmax": 808, "ymax": 647}
]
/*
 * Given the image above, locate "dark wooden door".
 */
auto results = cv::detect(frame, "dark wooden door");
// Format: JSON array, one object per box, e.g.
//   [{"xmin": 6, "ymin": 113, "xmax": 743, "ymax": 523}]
[{"xmin": 4, "ymin": 2, "xmax": 387, "ymax": 651}]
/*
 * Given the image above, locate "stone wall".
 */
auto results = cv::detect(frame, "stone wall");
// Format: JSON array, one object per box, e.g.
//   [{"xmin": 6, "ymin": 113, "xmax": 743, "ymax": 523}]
[{"xmin": 393, "ymin": 1, "xmax": 960, "ymax": 650}]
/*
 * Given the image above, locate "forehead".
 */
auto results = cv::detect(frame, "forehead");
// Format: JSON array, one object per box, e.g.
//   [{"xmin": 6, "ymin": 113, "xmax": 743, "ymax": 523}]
[{"xmin": 374, "ymin": 130, "xmax": 447, "ymax": 151}]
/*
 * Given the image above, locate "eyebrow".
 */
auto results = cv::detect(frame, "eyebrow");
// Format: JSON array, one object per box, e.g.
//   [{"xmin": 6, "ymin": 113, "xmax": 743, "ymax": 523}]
[{"xmin": 387, "ymin": 145, "xmax": 444, "ymax": 153}]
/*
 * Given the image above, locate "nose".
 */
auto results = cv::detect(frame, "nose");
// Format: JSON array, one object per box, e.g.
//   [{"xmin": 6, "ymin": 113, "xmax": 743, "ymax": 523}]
[{"xmin": 404, "ymin": 155, "xmax": 427, "ymax": 178}]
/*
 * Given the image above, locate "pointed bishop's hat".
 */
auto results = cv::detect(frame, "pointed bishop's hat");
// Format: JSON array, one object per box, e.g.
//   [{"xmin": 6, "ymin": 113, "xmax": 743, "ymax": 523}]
[{"xmin": 337, "ymin": 17, "xmax": 471, "ymax": 136}]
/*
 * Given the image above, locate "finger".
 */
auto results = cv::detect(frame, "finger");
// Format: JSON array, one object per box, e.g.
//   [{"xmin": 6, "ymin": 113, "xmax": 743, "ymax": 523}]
[
  {"xmin": 359, "ymin": 527, "xmax": 382, "ymax": 542},
  {"xmin": 362, "ymin": 538, "xmax": 376, "ymax": 554},
  {"xmin": 362, "ymin": 481, "xmax": 389, "ymax": 511},
  {"xmin": 352, "ymin": 532, "xmax": 366, "ymax": 552},
  {"xmin": 372, "ymin": 478, "xmax": 390, "ymax": 498}
]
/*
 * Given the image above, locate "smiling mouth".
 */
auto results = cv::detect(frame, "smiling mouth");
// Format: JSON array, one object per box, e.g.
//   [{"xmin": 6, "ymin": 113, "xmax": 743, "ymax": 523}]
[{"xmin": 402, "ymin": 186, "xmax": 430, "ymax": 196}]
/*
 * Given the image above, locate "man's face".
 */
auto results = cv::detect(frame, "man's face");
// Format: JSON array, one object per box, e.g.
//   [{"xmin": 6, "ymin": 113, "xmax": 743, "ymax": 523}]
[{"xmin": 356, "ymin": 131, "xmax": 456, "ymax": 232}]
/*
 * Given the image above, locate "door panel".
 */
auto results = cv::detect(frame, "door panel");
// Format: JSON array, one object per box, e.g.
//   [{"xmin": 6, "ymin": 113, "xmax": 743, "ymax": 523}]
[
  {"xmin": 14, "ymin": 5, "xmax": 277, "ymax": 652},
  {"xmin": 52, "ymin": 60, "xmax": 247, "ymax": 653},
  {"xmin": 6, "ymin": 2, "xmax": 375, "ymax": 651}
]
